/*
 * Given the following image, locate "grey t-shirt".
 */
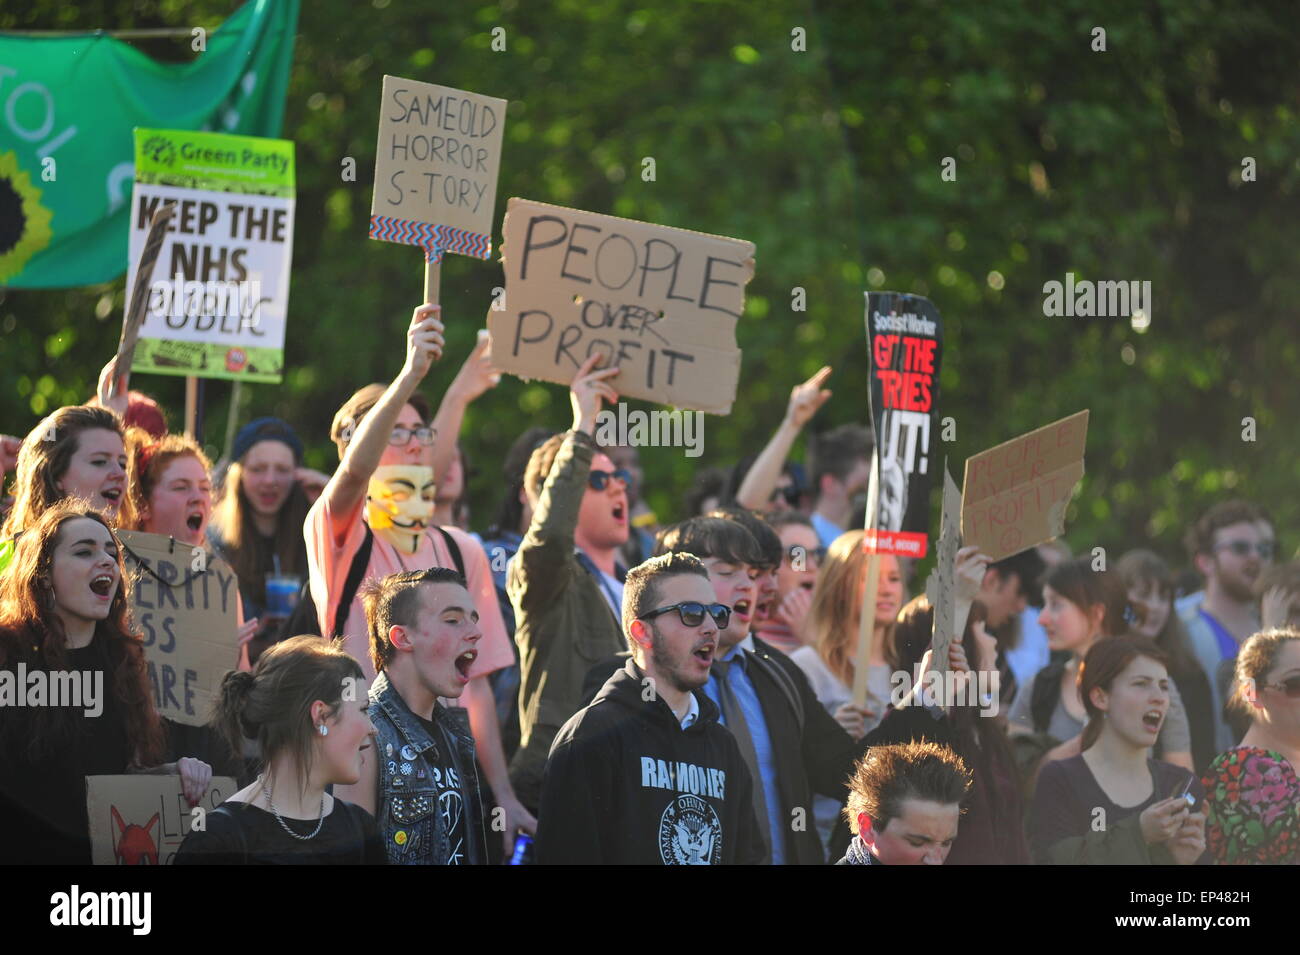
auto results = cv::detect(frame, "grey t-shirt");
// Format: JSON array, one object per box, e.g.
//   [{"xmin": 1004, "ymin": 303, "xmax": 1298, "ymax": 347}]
[{"xmin": 1008, "ymin": 665, "xmax": 1192, "ymax": 755}]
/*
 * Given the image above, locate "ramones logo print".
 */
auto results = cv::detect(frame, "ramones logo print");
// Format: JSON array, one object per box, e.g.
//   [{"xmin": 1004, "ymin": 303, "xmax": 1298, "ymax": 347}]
[{"xmin": 658, "ymin": 794, "xmax": 722, "ymax": 865}]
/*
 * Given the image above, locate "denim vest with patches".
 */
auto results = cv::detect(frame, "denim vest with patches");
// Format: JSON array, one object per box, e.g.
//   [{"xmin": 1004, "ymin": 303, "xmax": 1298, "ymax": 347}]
[{"xmin": 369, "ymin": 671, "xmax": 487, "ymax": 865}]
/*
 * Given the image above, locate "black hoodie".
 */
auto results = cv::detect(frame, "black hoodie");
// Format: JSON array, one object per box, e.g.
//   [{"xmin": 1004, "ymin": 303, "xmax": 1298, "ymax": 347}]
[{"xmin": 536, "ymin": 659, "xmax": 766, "ymax": 865}]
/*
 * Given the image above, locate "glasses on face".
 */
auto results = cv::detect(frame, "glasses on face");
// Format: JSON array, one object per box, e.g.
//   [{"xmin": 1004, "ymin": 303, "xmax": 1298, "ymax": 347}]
[
  {"xmin": 639, "ymin": 602, "xmax": 731, "ymax": 629},
  {"xmin": 1261, "ymin": 675, "xmax": 1300, "ymax": 698},
  {"xmin": 769, "ymin": 484, "xmax": 802, "ymax": 507},
  {"xmin": 785, "ymin": 545, "xmax": 826, "ymax": 567},
  {"xmin": 1215, "ymin": 539, "xmax": 1274, "ymax": 560},
  {"xmin": 588, "ymin": 468, "xmax": 632, "ymax": 492},
  {"xmin": 389, "ymin": 426, "xmax": 435, "ymax": 446}
]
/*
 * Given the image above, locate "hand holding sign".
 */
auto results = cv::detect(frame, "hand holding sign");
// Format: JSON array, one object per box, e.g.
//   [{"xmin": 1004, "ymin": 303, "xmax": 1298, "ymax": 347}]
[
  {"xmin": 571, "ymin": 354, "xmax": 621, "ymax": 434},
  {"xmin": 402, "ymin": 303, "xmax": 446, "ymax": 382}
]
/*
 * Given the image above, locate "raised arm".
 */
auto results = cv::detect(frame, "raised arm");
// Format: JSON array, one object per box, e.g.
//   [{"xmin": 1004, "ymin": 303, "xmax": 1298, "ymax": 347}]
[
  {"xmin": 735, "ymin": 366, "xmax": 831, "ymax": 509},
  {"xmin": 321, "ymin": 303, "xmax": 445, "ymax": 522},
  {"xmin": 429, "ymin": 329, "xmax": 500, "ymax": 488}
]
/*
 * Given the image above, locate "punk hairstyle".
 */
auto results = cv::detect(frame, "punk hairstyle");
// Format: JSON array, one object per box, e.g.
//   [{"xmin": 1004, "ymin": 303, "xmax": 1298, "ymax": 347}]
[
  {"xmin": 213, "ymin": 635, "xmax": 364, "ymax": 797},
  {"xmin": 621, "ymin": 552, "xmax": 712, "ymax": 650},
  {"xmin": 361, "ymin": 567, "xmax": 467, "ymax": 674},
  {"xmin": 653, "ymin": 516, "xmax": 765, "ymax": 568},
  {"xmin": 844, "ymin": 741, "xmax": 972, "ymax": 834}
]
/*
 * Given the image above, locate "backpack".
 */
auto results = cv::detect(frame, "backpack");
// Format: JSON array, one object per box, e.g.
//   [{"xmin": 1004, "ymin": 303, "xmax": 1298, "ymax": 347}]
[{"xmin": 282, "ymin": 525, "xmax": 466, "ymax": 639}]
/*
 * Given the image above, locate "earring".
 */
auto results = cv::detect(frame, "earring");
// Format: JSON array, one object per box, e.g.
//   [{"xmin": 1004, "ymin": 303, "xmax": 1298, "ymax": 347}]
[{"xmin": 318, "ymin": 724, "xmax": 328, "ymax": 737}]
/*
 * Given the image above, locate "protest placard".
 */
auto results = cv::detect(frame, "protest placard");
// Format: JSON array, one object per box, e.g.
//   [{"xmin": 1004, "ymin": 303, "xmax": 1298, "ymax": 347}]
[
  {"xmin": 961, "ymin": 410, "xmax": 1089, "ymax": 561},
  {"xmin": 117, "ymin": 530, "xmax": 240, "ymax": 727},
  {"xmin": 924, "ymin": 465, "xmax": 962, "ymax": 684},
  {"xmin": 487, "ymin": 198, "xmax": 756, "ymax": 414},
  {"xmin": 87, "ymin": 774, "xmax": 238, "ymax": 865},
  {"xmin": 864, "ymin": 292, "xmax": 943, "ymax": 557},
  {"xmin": 124, "ymin": 128, "xmax": 296, "ymax": 383},
  {"xmin": 369, "ymin": 76, "xmax": 507, "ymax": 300}
]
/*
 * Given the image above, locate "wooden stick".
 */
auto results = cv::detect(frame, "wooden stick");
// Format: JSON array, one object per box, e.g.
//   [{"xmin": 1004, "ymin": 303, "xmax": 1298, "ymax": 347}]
[
  {"xmin": 116, "ymin": 203, "xmax": 177, "ymax": 396},
  {"xmin": 423, "ymin": 254, "xmax": 442, "ymax": 305},
  {"xmin": 851, "ymin": 447, "xmax": 883, "ymax": 706},
  {"xmin": 224, "ymin": 380, "xmax": 243, "ymax": 459},
  {"xmin": 184, "ymin": 376, "xmax": 198, "ymax": 440}
]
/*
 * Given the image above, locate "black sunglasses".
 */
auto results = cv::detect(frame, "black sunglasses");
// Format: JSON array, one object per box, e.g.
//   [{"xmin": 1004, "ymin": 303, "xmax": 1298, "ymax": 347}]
[
  {"xmin": 1216, "ymin": 540, "xmax": 1275, "ymax": 560},
  {"xmin": 588, "ymin": 468, "xmax": 632, "ymax": 491},
  {"xmin": 639, "ymin": 602, "xmax": 731, "ymax": 629}
]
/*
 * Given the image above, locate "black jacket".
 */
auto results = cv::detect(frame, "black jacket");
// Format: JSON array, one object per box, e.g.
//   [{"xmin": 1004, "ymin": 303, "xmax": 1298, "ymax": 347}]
[
  {"xmin": 581, "ymin": 637, "xmax": 866, "ymax": 865},
  {"xmin": 536, "ymin": 659, "xmax": 766, "ymax": 865}
]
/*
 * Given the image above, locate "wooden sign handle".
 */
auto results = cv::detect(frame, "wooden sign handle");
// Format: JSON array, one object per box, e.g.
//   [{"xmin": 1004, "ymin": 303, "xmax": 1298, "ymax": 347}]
[
  {"xmin": 423, "ymin": 253, "xmax": 442, "ymax": 305},
  {"xmin": 116, "ymin": 202, "xmax": 177, "ymax": 396},
  {"xmin": 851, "ymin": 447, "xmax": 882, "ymax": 707}
]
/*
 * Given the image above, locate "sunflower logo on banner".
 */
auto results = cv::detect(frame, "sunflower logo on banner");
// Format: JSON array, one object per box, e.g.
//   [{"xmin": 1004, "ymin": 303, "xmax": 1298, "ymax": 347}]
[{"xmin": 0, "ymin": 152, "xmax": 54, "ymax": 283}]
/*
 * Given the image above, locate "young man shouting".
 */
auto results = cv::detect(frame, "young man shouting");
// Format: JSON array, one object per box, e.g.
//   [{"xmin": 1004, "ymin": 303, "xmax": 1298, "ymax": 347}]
[
  {"xmin": 536, "ymin": 553, "xmax": 765, "ymax": 865},
  {"xmin": 346, "ymin": 568, "xmax": 488, "ymax": 865}
]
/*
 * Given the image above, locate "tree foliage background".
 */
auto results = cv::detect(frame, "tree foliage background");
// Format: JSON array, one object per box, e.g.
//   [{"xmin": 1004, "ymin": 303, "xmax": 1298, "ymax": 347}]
[{"xmin": 3, "ymin": 0, "xmax": 1298, "ymax": 575}]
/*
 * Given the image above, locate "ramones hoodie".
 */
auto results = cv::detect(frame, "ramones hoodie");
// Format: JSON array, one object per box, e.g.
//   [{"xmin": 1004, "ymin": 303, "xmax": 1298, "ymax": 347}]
[{"xmin": 536, "ymin": 659, "xmax": 766, "ymax": 865}]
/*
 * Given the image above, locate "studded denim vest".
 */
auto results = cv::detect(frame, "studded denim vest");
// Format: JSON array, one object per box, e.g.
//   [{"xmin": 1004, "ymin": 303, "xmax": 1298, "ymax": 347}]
[{"xmin": 369, "ymin": 671, "xmax": 487, "ymax": 865}]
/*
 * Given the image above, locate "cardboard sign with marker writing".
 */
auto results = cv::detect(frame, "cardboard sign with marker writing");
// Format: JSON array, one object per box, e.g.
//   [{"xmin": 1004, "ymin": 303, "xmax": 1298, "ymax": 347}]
[
  {"xmin": 117, "ymin": 530, "xmax": 241, "ymax": 727},
  {"xmin": 87, "ymin": 774, "xmax": 238, "ymax": 865},
  {"xmin": 961, "ymin": 410, "xmax": 1089, "ymax": 561},
  {"xmin": 488, "ymin": 198, "xmax": 755, "ymax": 414},
  {"xmin": 925, "ymin": 465, "xmax": 962, "ymax": 679},
  {"xmin": 370, "ymin": 75, "xmax": 507, "ymax": 259}
]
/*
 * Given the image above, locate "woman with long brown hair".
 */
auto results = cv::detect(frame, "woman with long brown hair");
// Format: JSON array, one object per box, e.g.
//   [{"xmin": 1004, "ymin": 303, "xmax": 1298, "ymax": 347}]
[
  {"xmin": 0, "ymin": 406, "xmax": 130, "ymax": 573},
  {"xmin": 1007, "ymin": 558, "xmax": 1194, "ymax": 780},
  {"xmin": 0, "ymin": 502, "xmax": 212, "ymax": 863},
  {"xmin": 1118, "ymin": 548, "xmax": 1217, "ymax": 771},
  {"xmin": 1029, "ymin": 635, "xmax": 1207, "ymax": 864}
]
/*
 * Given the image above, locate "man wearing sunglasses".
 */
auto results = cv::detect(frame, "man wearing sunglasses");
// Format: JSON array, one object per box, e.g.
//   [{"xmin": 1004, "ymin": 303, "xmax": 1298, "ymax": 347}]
[
  {"xmin": 1180, "ymin": 499, "xmax": 1276, "ymax": 751},
  {"xmin": 507, "ymin": 355, "xmax": 632, "ymax": 814},
  {"xmin": 646, "ymin": 516, "xmax": 865, "ymax": 864},
  {"xmin": 536, "ymin": 553, "xmax": 765, "ymax": 864}
]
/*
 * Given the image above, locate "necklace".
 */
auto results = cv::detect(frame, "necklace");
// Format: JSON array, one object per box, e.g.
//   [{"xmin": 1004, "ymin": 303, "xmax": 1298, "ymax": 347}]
[{"xmin": 261, "ymin": 776, "xmax": 326, "ymax": 841}]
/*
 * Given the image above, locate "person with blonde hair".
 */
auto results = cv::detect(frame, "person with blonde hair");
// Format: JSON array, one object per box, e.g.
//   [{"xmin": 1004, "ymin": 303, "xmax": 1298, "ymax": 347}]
[
  {"xmin": 1200, "ymin": 627, "xmax": 1300, "ymax": 864},
  {"xmin": 790, "ymin": 529, "xmax": 906, "ymax": 740}
]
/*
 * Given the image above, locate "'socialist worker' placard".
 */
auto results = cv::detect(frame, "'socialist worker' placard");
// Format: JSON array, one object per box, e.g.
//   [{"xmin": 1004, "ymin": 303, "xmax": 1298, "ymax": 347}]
[
  {"xmin": 488, "ymin": 198, "xmax": 756, "ymax": 415},
  {"xmin": 117, "ymin": 530, "xmax": 241, "ymax": 728},
  {"xmin": 125, "ymin": 128, "xmax": 295, "ymax": 383},
  {"xmin": 864, "ymin": 291, "xmax": 944, "ymax": 557},
  {"xmin": 369, "ymin": 75, "xmax": 506, "ymax": 260}
]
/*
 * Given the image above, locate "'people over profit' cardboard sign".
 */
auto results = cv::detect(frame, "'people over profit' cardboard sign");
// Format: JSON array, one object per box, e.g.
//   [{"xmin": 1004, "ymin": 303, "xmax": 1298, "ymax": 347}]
[{"xmin": 488, "ymin": 198, "xmax": 756, "ymax": 414}]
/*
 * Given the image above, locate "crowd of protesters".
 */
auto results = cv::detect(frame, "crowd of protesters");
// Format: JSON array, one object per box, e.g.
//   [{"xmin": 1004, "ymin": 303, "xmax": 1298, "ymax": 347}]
[{"xmin": 1, "ymin": 302, "xmax": 1297, "ymax": 866}]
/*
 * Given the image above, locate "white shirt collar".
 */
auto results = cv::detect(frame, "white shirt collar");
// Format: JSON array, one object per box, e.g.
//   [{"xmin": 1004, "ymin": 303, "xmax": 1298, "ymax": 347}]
[{"xmin": 678, "ymin": 691, "xmax": 700, "ymax": 730}]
